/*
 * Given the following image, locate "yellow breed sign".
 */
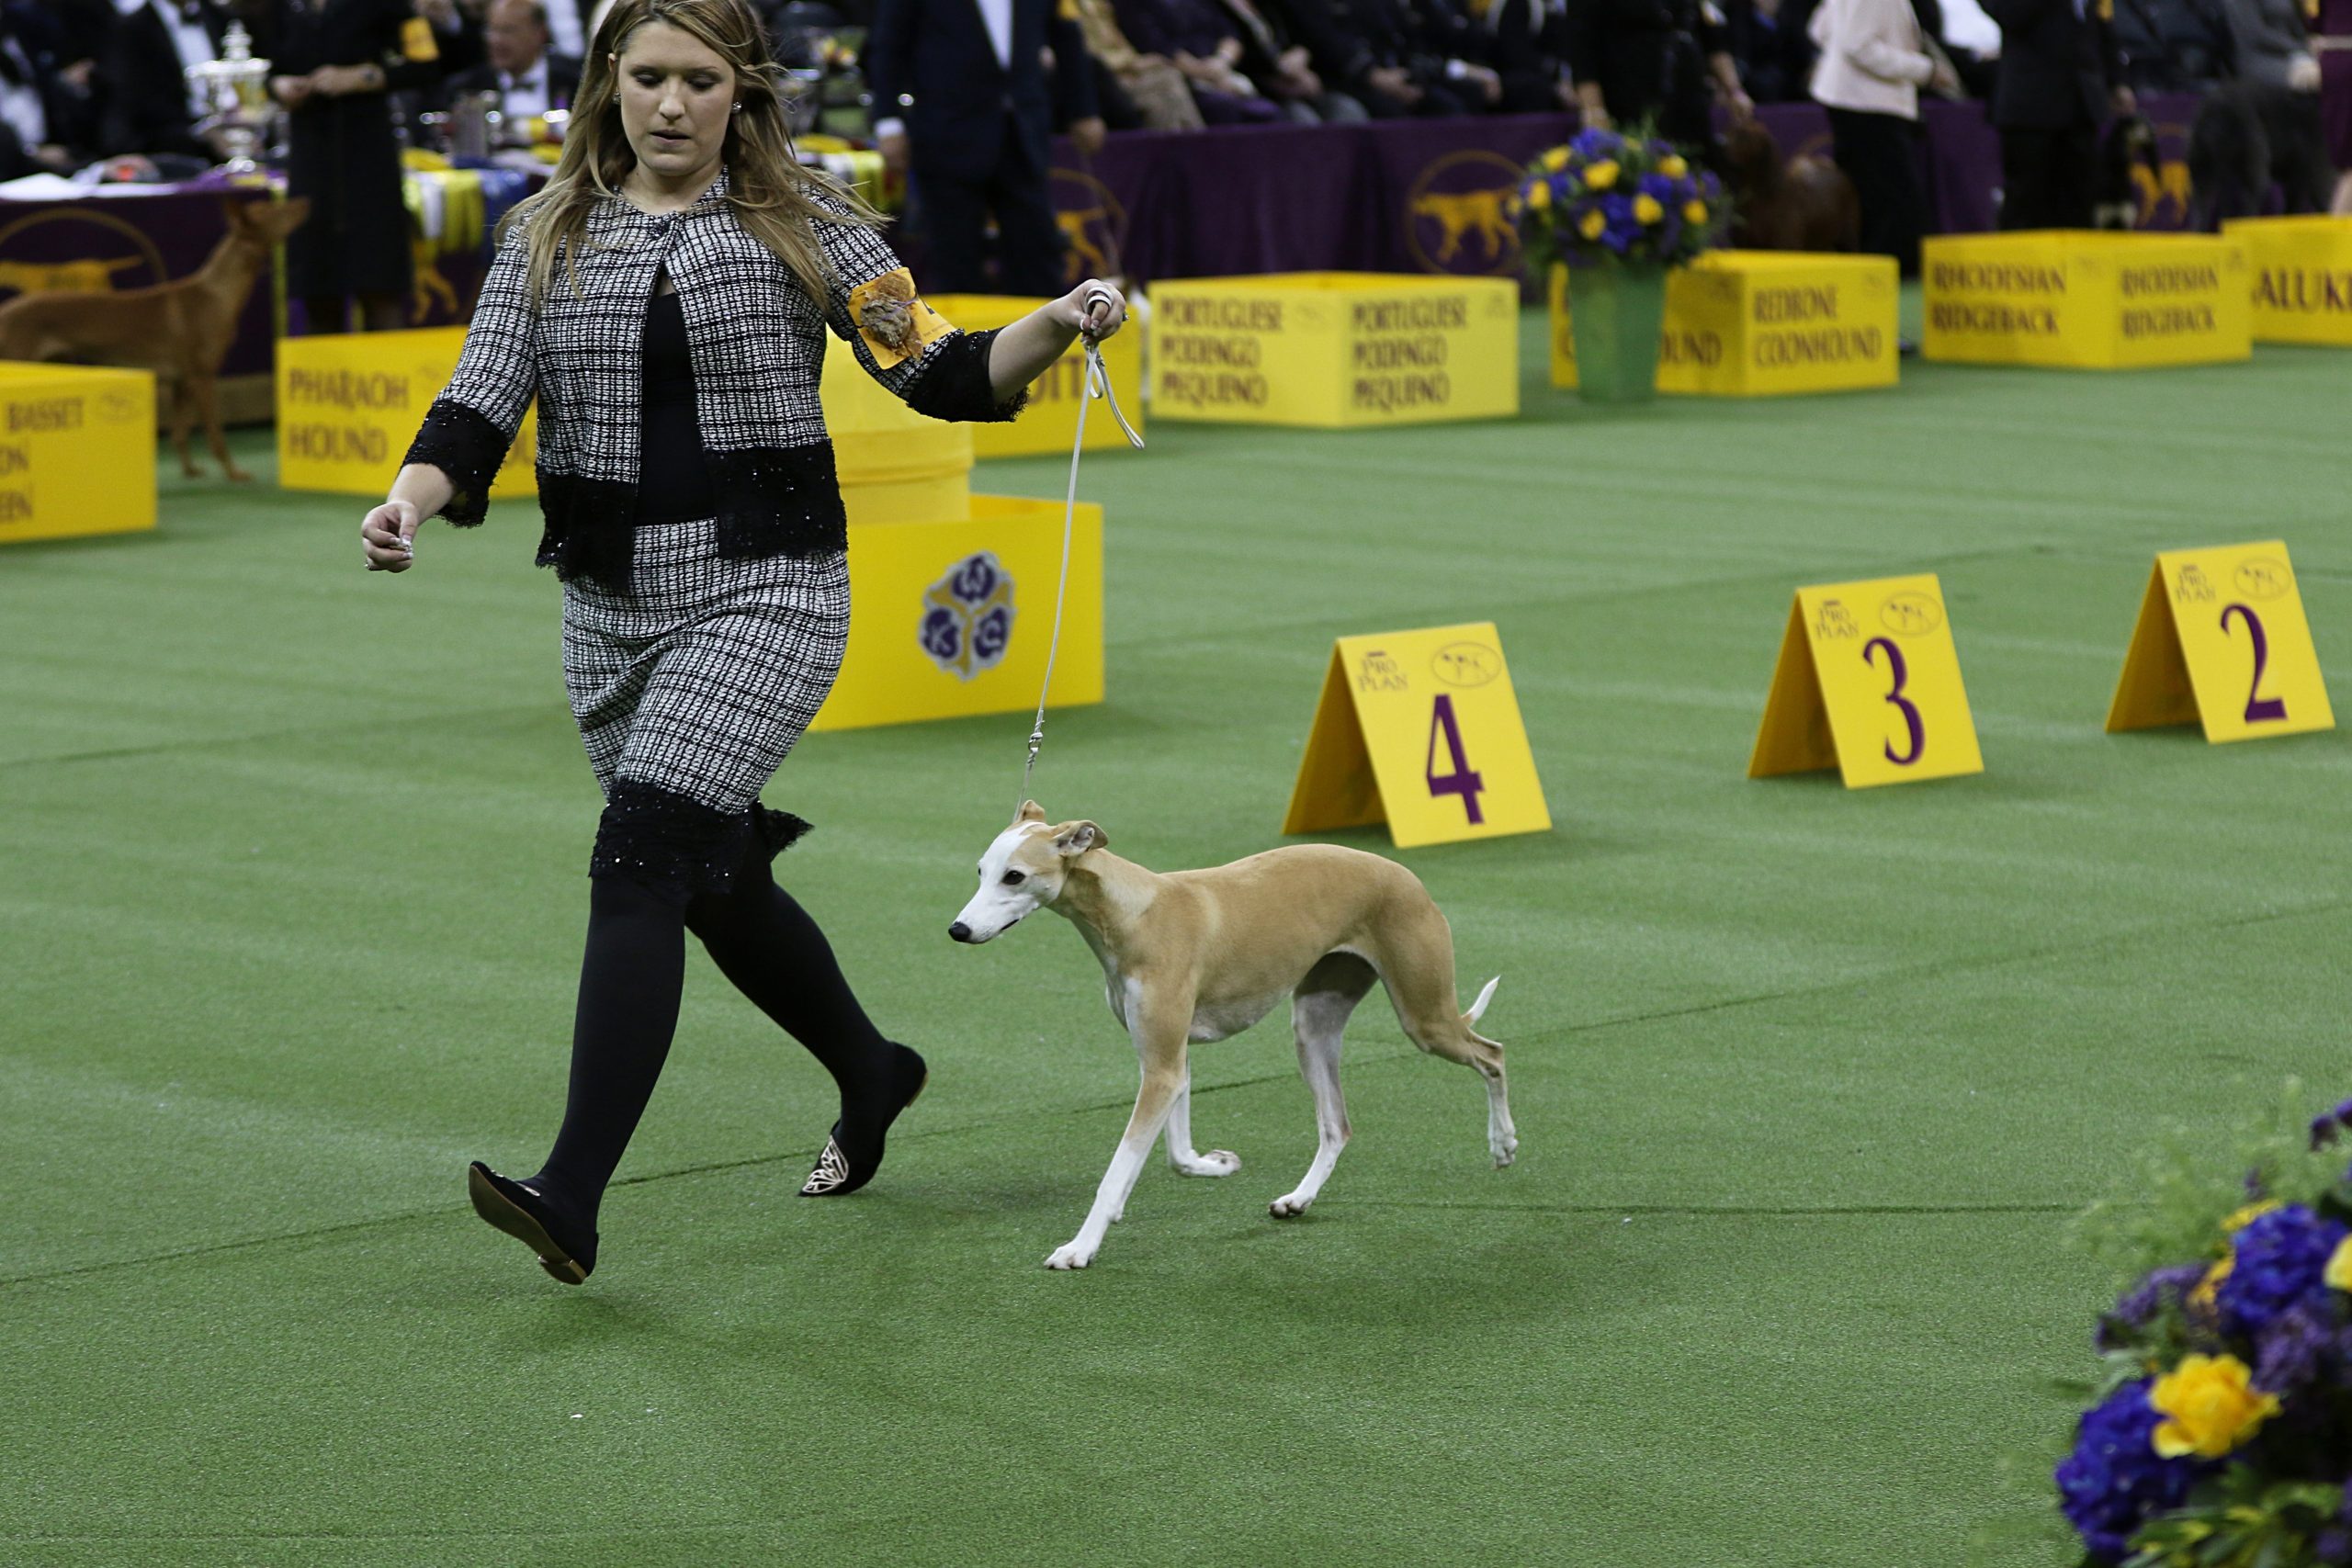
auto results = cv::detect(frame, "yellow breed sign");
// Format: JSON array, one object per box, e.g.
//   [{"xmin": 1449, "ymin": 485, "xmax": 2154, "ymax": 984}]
[
  {"xmin": 1751, "ymin": 574, "xmax": 1984, "ymax": 788},
  {"xmin": 1284, "ymin": 622, "xmax": 1549, "ymax": 849},
  {"xmin": 1922, "ymin": 231, "xmax": 2252, "ymax": 369},
  {"xmin": 2108, "ymin": 541, "xmax": 2333, "ymax": 743},
  {"xmin": 277, "ymin": 326, "xmax": 536, "ymax": 498},
  {"xmin": 2224, "ymin": 217, "xmax": 2352, "ymax": 346},
  {"xmin": 923, "ymin": 293, "xmax": 1144, "ymax": 459},
  {"xmin": 0, "ymin": 363, "xmax": 155, "ymax": 545},
  {"xmin": 1548, "ymin": 254, "xmax": 1897, "ymax": 395},
  {"xmin": 1153, "ymin": 272, "xmax": 1519, "ymax": 428}
]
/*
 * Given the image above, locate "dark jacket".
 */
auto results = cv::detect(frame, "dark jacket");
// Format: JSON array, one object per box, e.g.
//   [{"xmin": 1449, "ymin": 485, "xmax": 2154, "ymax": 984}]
[
  {"xmin": 866, "ymin": 0, "xmax": 1098, "ymax": 180},
  {"xmin": 1563, "ymin": 0, "xmax": 1727, "ymax": 141},
  {"xmin": 445, "ymin": 50, "xmax": 582, "ymax": 111},
  {"xmin": 99, "ymin": 0, "xmax": 228, "ymax": 158},
  {"xmin": 1983, "ymin": 0, "xmax": 2118, "ymax": 126}
]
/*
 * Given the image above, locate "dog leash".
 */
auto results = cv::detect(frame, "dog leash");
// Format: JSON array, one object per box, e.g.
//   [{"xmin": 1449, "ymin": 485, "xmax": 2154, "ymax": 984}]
[{"xmin": 1019, "ymin": 290, "xmax": 1142, "ymax": 816}]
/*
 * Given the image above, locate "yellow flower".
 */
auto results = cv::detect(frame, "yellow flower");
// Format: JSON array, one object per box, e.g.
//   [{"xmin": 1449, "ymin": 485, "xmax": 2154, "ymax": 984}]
[
  {"xmin": 1660, "ymin": 154, "xmax": 1689, "ymax": 177},
  {"xmin": 1634, "ymin": 194, "xmax": 1664, "ymax": 224},
  {"xmin": 1585, "ymin": 160, "xmax": 1620, "ymax": 190},
  {"xmin": 2149, "ymin": 1354, "xmax": 2280, "ymax": 1459},
  {"xmin": 1578, "ymin": 209, "xmax": 1606, "ymax": 240},
  {"xmin": 1684, "ymin": 199, "xmax": 1709, "ymax": 224},
  {"xmin": 1526, "ymin": 180, "xmax": 1552, "ymax": 211},
  {"xmin": 2222, "ymin": 1199, "xmax": 2282, "ymax": 1234},
  {"xmin": 1542, "ymin": 147, "xmax": 1569, "ymax": 172},
  {"xmin": 2327, "ymin": 1236, "xmax": 2352, "ymax": 1292},
  {"xmin": 2189, "ymin": 1250, "xmax": 2233, "ymax": 1312}
]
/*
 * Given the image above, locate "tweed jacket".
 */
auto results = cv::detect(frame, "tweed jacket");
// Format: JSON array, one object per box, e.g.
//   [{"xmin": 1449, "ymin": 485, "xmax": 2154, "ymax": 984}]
[{"xmin": 404, "ymin": 170, "xmax": 1020, "ymax": 590}]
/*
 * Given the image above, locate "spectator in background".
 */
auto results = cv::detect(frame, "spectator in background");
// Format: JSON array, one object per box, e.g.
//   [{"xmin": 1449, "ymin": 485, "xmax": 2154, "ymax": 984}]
[
  {"xmin": 1112, "ymin": 0, "xmax": 1285, "ymax": 118},
  {"xmin": 100, "ymin": 0, "xmax": 228, "ymax": 159},
  {"xmin": 2109, "ymin": 0, "xmax": 2230, "ymax": 90},
  {"xmin": 1808, "ymin": 0, "xmax": 1953, "ymax": 271},
  {"xmin": 2323, "ymin": 0, "xmax": 2351, "ymax": 212},
  {"xmin": 446, "ymin": 0, "xmax": 581, "ymax": 120},
  {"xmin": 1721, "ymin": 0, "xmax": 1810, "ymax": 101},
  {"xmin": 1482, "ymin": 0, "xmax": 1577, "ymax": 109},
  {"xmin": 1566, "ymin": 0, "xmax": 1752, "ymax": 151},
  {"xmin": 1983, "ymin": 0, "xmax": 2128, "ymax": 228},
  {"xmin": 867, "ymin": 0, "xmax": 1103, "ymax": 294},
  {"xmin": 0, "ymin": 9, "xmax": 86, "ymax": 174},
  {"xmin": 1276, "ymin": 0, "xmax": 1496, "ymax": 117},
  {"xmin": 267, "ymin": 0, "xmax": 442, "ymax": 331},
  {"xmin": 1217, "ymin": 0, "xmax": 1368, "ymax": 118},
  {"xmin": 1071, "ymin": 0, "xmax": 1208, "ymax": 127}
]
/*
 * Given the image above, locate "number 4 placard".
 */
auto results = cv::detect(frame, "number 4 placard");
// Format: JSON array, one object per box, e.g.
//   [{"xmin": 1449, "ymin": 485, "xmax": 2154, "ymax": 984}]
[
  {"xmin": 1283, "ymin": 622, "xmax": 1550, "ymax": 848},
  {"xmin": 2107, "ymin": 542, "xmax": 2333, "ymax": 743},
  {"xmin": 1749, "ymin": 574, "xmax": 1984, "ymax": 788}
]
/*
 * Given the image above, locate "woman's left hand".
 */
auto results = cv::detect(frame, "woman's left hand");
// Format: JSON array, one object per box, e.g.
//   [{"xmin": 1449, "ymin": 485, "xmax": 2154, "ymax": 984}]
[{"xmin": 1069, "ymin": 279, "xmax": 1127, "ymax": 342}]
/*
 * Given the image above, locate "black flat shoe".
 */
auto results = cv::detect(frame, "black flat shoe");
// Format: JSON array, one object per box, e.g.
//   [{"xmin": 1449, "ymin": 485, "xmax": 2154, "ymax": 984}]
[
  {"xmin": 468, "ymin": 1162, "xmax": 597, "ymax": 1283},
  {"xmin": 799, "ymin": 1043, "xmax": 929, "ymax": 1198}
]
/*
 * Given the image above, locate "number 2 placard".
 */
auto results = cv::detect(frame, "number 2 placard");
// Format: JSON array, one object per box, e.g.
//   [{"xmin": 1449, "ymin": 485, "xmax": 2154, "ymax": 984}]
[
  {"xmin": 2107, "ymin": 542, "xmax": 2334, "ymax": 743},
  {"xmin": 1283, "ymin": 623, "xmax": 1550, "ymax": 848},
  {"xmin": 1749, "ymin": 574, "xmax": 1984, "ymax": 788}
]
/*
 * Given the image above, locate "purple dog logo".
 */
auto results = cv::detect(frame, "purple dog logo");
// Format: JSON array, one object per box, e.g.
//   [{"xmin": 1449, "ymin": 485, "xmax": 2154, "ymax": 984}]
[{"xmin": 921, "ymin": 551, "xmax": 1017, "ymax": 682}]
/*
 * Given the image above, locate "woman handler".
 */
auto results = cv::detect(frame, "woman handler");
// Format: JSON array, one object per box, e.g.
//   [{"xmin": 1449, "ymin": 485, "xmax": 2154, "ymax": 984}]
[{"xmin": 362, "ymin": 0, "xmax": 1125, "ymax": 1283}]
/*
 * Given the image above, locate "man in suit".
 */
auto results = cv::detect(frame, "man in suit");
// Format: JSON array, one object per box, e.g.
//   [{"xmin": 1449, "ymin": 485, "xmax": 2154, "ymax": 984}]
[
  {"xmin": 97, "ymin": 0, "xmax": 224, "ymax": 158},
  {"xmin": 1984, "ymin": 0, "xmax": 2131, "ymax": 227},
  {"xmin": 443, "ymin": 0, "xmax": 579, "ymax": 123},
  {"xmin": 867, "ymin": 0, "xmax": 1105, "ymax": 296}
]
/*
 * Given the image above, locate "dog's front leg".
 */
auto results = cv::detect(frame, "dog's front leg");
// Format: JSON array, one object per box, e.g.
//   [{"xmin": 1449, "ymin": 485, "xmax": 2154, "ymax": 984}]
[
  {"xmin": 1160, "ymin": 1065, "xmax": 1239, "ymax": 1179},
  {"xmin": 1046, "ymin": 1001, "xmax": 1190, "ymax": 1270}
]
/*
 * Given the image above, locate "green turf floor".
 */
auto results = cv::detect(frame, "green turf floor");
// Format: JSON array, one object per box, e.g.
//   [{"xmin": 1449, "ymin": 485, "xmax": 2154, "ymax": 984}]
[{"xmin": 3, "ymin": 307, "xmax": 2347, "ymax": 1565}]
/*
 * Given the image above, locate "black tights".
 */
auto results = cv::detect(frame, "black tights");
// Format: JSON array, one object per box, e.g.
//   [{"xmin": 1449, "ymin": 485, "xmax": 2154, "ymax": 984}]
[{"xmin": 531, "ymin": 849, "xmax": 893, "ymax": 1227}]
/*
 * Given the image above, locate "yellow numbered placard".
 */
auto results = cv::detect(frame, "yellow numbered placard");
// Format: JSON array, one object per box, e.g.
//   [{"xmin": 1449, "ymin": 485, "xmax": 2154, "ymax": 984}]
[
  {"xmin": 1283, "ymin": 622, "xmax": 1549, "ymax": 849},
  {"xmin": 1749, "ymin": 574, "xmax": 1984, "ymax": 788},
  {"xmin": 2108, "ymin": 542, "xmax": 2333, "ymax": 742}
]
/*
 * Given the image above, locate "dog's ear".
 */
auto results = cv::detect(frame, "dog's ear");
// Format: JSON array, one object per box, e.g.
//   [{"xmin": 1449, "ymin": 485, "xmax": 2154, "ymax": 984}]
[
  {"xmin": 1052, "ymin": 820, "xmax": 1106, "ymax": 858},
  {"xmin": 1013, "ymin": 799, "xmax": 1046, "ymax": 826}
]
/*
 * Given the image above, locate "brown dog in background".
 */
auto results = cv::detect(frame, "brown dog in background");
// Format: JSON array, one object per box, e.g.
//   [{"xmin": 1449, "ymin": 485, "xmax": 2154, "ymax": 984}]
[
  {"xmin": 1724, "ymin": 119, "xmax": 1860, "ymax": 252},
  {"xmin": 0, "ymin": 197, "xmax": 310, "ymax": 481}
]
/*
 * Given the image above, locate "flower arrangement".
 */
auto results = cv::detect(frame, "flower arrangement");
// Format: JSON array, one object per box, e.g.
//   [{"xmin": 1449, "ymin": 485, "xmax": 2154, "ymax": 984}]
[
  {"xmin": 2057, "ymin": 1099, "xmax": 2352, "ymax": 1566},
  {"xmin": 1513, "ymin": 127, "xmax": 1728, "ymax": 273}
]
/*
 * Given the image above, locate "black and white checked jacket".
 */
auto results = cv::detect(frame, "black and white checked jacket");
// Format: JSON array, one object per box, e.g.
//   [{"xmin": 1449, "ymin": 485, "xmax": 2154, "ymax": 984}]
[{"xmin": 404, "ymin": 169, "xmax": 1020, "ymax": 591}]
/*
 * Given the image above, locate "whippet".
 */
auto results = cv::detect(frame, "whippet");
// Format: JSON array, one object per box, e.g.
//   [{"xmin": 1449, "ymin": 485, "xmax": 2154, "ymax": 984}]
[{"xmin": 951, "ymin": 803, "xmax": 1514, "ymax": 1270}]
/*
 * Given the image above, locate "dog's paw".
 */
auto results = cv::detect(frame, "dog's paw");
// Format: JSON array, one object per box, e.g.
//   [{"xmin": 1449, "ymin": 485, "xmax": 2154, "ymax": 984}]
[
  {"xmin": 1044, "ymin": 1240, "xmax": 1098, "ymax": 1270},
  {"xmin": 1491, "ymin": 1135, "xmax": 1519, "ymax": 1168},
  {"xmin": 1172, "ymin": 1149, "xmax": 1240, "ymax": 1178},
  {"xmin": 1269, "ymin": 1191, "xmax": 1313, "ymax": 1218}
]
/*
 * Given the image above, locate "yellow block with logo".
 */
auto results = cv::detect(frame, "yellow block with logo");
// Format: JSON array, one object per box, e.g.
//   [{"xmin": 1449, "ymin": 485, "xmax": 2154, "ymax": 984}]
[
  {"xmin": 820, "ymin": 332, "xmax": 975, "ymax": 526},
  {"xmin": 2222, "ymin": 217, "xmax": 2352, "ymax": 346},
  {"xmin": 1921, "ymin": 230, "xmax": 2252, "ymax": 368},
  {"xmin": 1283, "ymin": 621, "xmax": 1549, "ymax": 848},
  {"xmin": 1750, "ymin": 574, "xmax": 1984, "ymax": 788},
  {"xmin": 1152, "ymin": 272, "xmax": 1519, "ymax": 427},
  {"xmin": 921, "ymin": 294, "xmax": 1143, "ymax": 458},
  {"xmin": 1546, "ymin": 254, "xmax": 1896, "ymax": 395},
  {"xmin": 277, "ymin": 326, "xmax": 536, "ymax": 497},
  {"xmin": 2108, "ymin": 541, "xmax": 2333, "ymax": 742},
  {"xmin": 0, "ymin": 363, "xmax": 155, "ymax": 545},
  {"xmin": 811, "ymin": 494, "xmax": 1103, "ymax": 732}
]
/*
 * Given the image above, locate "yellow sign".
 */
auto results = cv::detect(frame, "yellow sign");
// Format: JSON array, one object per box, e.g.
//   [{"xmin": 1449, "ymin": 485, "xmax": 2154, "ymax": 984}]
[
  {"xmin": 1921, "ymin": 230, "xmax": 2253, "ymax": 369},
  {"xmin": 0, "ymin": 362, "xmax": 155, "ymax": 545},
  {"xmin": 277, "ymin": 326, "xmax": 536, "ymax": 498},
  {"xmin": 1151, "ymin": 272, "xmax": 1519, "ymax": 428},
  {"xmin": 2224, "ymin": 217, "xmax": 2352, "ymax": 346},
  {"xmin": 811, "ymin": 495, "xmax": 1103, "ymax": 731},
  {"xmin": 2107, "ymin": 542, "xmax": 2334, "ymax": 742},
  {"xmin": 1548, "ymin": 254, "xmax": 1898, "ymax": 396},
  {"xmin": 1283, "ymin": 622, "xmax": 1549, "ymax": 849},
  {"xmin": 923, "ymin": 293, "xmax": 1144, "ymax": 460},
  {"xmin": 1750, "ymin": 575, "xmax": 1984, "ymax": 788},
  {"xmin": 821, "ymin": 332, "xmax": 973, "ymax": 526}
]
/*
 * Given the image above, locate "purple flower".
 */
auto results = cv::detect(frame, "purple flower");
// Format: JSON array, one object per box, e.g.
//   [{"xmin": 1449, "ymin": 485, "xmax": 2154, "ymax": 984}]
[
  {"xmin": 1571, "ymin": 128, "xmax": 1620, "ymax": 160},
  {"xmin": 2217, "ymin": 1205, "xmax": 2350, "ymax": 1337},
  {"xmin": 2321, "ymin": 1486, "xmax": 2352, "ymax": 1564},
  {"xmin": 1638, "ymin": 171, "xmax": 1677, "ymax": 203},
  {"xmin": 2310, "ymin": 1097, "xmax": 2352, "ymax": 1152},
  {"xmin": 2056, "ymin": 1380, "xmax": 2206, "ymax": 1563},
  {"xmin": 1600, "ymin": 192, "xmax": 1639, "ymax": 254},
  {"xmin": 2098, "ymin": 1263, "xmax": 2208, "ymax": 1351},
  {"xmin": 2251, "ymin": 1298, "xmax": 2335, "ymax": 1395}
]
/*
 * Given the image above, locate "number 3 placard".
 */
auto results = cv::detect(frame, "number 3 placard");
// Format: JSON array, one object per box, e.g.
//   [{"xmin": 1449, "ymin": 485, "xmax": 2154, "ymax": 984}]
[
  {"xmin": 1283, "ymin": 622, "xmax": 1551, "ymax": 848},
  {"xmin": 2107, "ymin": 541, "xmax": 2334, "ymax": 743},
  {"xmin": 1749, "ymin": 574, "xmax": 1985, "ymax": 788}
]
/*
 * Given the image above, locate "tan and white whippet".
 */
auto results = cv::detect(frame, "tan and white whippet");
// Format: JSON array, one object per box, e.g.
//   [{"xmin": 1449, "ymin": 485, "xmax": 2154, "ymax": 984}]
[{"xmin": 951, "ymin": 803, "xmax": 1514, "ymax": 1270}]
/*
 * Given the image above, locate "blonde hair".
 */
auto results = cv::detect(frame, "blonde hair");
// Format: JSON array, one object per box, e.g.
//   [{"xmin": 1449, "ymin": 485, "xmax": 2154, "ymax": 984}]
[{"xmin": 503, "ymin": 0, "xmax": 883, "ymax": 308}]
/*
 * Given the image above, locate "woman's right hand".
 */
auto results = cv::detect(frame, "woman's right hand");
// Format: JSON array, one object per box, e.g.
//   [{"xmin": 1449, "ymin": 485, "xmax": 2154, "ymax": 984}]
[{"xmin": 361, "ymin": 499, "xmax": 420, "ymax": 571}]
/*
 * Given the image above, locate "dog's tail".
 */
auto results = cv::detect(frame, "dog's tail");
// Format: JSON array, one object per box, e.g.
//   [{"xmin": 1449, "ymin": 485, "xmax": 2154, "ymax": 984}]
[{"xmin": 1464, "ymin": 976, "xmax": 1500, "ymax": 1026}]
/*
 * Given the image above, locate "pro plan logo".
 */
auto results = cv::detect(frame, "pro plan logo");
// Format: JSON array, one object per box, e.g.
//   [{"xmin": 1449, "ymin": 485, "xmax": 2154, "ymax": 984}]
[{"xmin": 920, "ymin": 552, "xmax": 1015, "ymax": 682}]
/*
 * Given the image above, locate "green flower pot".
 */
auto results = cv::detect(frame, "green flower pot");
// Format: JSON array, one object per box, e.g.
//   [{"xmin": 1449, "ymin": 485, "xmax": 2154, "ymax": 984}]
[{"xmin": 1565, "ymin": 262, "xmax": 1668, "ymax": 404}]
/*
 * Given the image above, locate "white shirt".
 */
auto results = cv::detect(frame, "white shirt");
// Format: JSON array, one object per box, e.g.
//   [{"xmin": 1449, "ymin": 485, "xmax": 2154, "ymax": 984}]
[
  {"xmin": 499, "ymin": 56, "xmax": 551, "ymax": 118},
  {"xmin": 542, "ymin": 0, "xmax": 583, "ymax": 63},
  {"xmin": 0, "ymin": 39, "xmax": 45, "ymax": 149}
]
